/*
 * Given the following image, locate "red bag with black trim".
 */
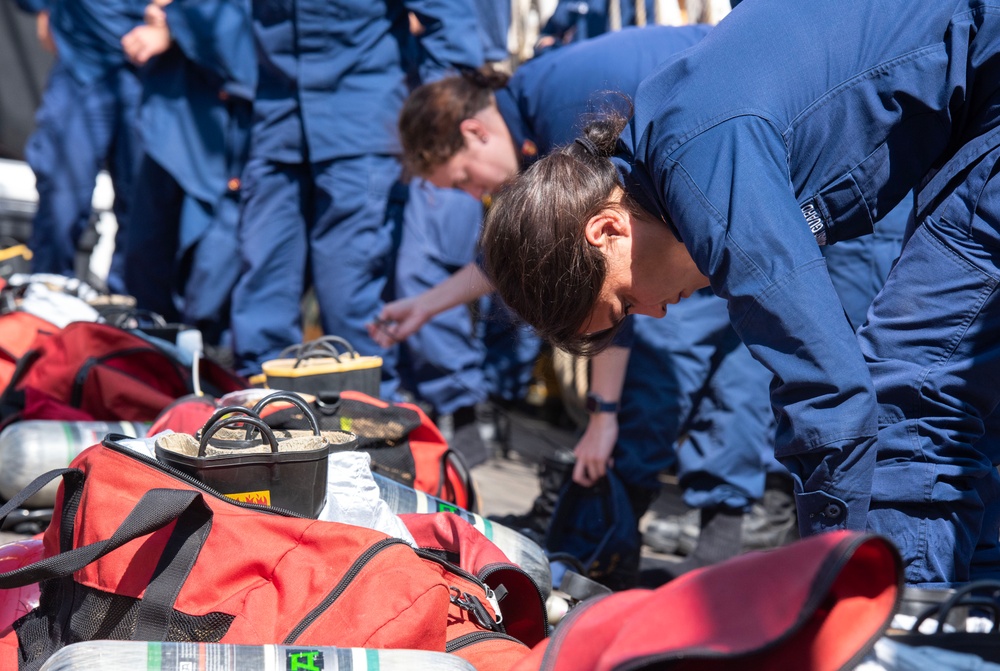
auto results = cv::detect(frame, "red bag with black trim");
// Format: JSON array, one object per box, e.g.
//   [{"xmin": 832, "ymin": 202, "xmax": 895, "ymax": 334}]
[
  {"xmin": 0, "ymin": 321, "xmax": 246, "ymax": 424},
  {"xmin": 0, "ymin": 312, "xmax": 58, "ymax": 394},
  {"xmin": 512, "ymin": 530, "xmax": 902, "ymax": 671},
  {"xmin": 0, "ymin": 434, "xmax": 505, "ymax": 671}
]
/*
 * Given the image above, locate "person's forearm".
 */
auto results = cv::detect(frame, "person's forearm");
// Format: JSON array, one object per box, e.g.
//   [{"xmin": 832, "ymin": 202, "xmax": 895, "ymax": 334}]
[
  {"xmin": 589, "ymin": 345, "xmax": 630, "ymax": 402},
  {"xmin": 421, "ymin": 262, "xmax": 493, "ymax": 316}
]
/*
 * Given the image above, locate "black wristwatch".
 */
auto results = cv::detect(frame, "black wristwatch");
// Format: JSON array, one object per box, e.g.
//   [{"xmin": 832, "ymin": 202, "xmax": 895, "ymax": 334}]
[{"xmin": 585, "ymin": 392, "xmax": 620, "ymax": 414}]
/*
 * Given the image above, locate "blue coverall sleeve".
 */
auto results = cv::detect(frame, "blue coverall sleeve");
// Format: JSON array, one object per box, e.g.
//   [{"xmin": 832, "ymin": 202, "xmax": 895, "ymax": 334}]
[
  {"xmin": 406, "ymin": 0, "xmax": 484, "ymax": 83},
  {"xmin": 539, "ymin": 0, "xmax": 575, "ymax": 39},
  {"xmin": 13, "ymin": 0, "xmax": 48, "ymax": 14},
  {"xmin": 163, "ymin": 0, "xmax": 256, "ymax": 99},
  {"xmin": 650, "ymin": 116, "xmax": 878, "ymax": 535}
]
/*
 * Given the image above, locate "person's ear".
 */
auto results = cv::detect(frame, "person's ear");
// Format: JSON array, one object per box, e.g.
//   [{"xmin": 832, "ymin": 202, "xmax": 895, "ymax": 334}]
[
  {"xmin": 459, "ymin": 118, "xmax": 489, "ymax": 144},
  {"xmin": 583, "ymin": 207, "xmax": 630, "ymax": 248}
]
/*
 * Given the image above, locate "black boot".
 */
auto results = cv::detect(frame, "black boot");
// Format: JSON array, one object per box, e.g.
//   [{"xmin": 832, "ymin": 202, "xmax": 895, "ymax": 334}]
[
  {"xmin": 488, "ymin": 448, "xmax": 576, "ymax": 545},
  {"xmin": 649, "ymin": 506, "xmax": 744, "ymax": 584}
]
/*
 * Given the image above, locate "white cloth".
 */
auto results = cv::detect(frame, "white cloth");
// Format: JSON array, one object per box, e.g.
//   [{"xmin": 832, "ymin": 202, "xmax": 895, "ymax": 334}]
[{"xmin": 854, "ymin": 638, "xmax": 1000, "ymax": 671}]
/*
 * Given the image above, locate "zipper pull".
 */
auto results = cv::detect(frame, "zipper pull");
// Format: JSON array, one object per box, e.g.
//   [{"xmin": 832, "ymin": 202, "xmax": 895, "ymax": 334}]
[
  {"xmin": 450, "ymin": 586, "xmax": 503, "ymax": 633},
  {"xmin": 484, "ymin": 585, "xmax": 503, "ymax": 626}
]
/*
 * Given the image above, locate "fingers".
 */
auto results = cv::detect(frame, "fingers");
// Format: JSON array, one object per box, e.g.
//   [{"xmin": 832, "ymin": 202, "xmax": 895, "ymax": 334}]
[
  {"xmin": 572, "ymin": 458, "xmax": 607, "ymax": 488},
  {"xmin": 366, "ymin": 317, "xmax": 399, "ymax": 348},
  {"xmin": 145, "ymin": 4, "xmax": 166, "ymax": 27},
  {"xmin": 121, "ymin": 32, "xmax": 149, "ymax": 65},
  {"xmin": 121, "ymin": 31, "xmax": 140, "ymax": 60}
]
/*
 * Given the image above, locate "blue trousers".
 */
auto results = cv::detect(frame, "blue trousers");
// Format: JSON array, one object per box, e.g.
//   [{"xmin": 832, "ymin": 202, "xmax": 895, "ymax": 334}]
[
  {"xmin": 394, "ymin": 181, "xmax": 487, "ymax": 414},
  {"xmin": 124, "ymin": 156, "xmax": 241, "ymax": 346},
  {"xmin": 231, "ymin": 154, "xmax": 401, "ymax": 396},
  {"xmin": 615, "ymin": 289, "xmax": 774, "ymax": 507},
  {"xmin": 860, "ymin": 146, "xmax": 1000, "ymax": 586},
  {"xmin": 26, "ymin": 61, "xmax": 141, "ymax": 294},
  {"xmin": 824, "ymin": 196, "xmax": 910, "ymax": 331},
  {"xmin": 478, "ymin": 295, "xmax": 541, "ymax": 403}
]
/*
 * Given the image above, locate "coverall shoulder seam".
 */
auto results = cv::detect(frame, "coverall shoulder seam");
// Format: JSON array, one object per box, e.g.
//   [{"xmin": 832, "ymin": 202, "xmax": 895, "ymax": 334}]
[
  {"xmin": 784, "ymin": 44, "xmax": 944, "ymax": 141},
  {"xmin": 660, "ymin": 110, "xmax": 784, "ymax": 158}
]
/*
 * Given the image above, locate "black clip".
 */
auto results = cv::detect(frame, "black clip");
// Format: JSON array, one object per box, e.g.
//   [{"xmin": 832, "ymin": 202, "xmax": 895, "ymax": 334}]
[{"xmin": 449, "ymin": 586, "xmax": 503, "ymax": 633}]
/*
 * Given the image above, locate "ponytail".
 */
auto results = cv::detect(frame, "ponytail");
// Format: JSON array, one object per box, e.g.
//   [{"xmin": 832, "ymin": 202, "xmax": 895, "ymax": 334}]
[{"xmin": 481, "ymin": 108, "xmax": 644, "ymax": 357}]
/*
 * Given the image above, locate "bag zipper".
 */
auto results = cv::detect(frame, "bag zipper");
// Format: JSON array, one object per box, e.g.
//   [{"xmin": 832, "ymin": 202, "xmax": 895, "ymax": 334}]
[
  {"xmin": 103, "ymin": 434, "xmax": 304, "ymax": 517},
  {"xmin": 72, "ymin": 348, "xmax": 190, "ymax": 407},
  {"xmin": 282, "ymin": 537, "xmax": 409, "ymax": 643},
  {"xmin": 415, "ymin": 548, "xmax": 507, "ymax": 633},
  {"xmin": 478, "ymin": 561, "xmax": 549, "ymax": 633},
  {"xmin": 445, "ymin": 630, "xmax": 523, "ymax": 653}
]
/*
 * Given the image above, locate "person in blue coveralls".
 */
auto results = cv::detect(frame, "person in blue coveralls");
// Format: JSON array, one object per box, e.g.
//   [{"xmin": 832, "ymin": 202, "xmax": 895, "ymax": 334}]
[
  {"xmin": 16, "ymin": 0, "xmax": 145, "ymax": 293},
  {"xmin": 479, "ymin": 0, "xmax": 1000, "ymax": 587},
  {"xmin": 392, "ymin": 180, "xmax": 499, "ymax": 466},
  {"xmin": 387, "ymin": 1, "xmax": 521, "ymax": 468},
  {"xmin": 230, "ymin": 0, "xmax": 483, "ymax": 395},
  {"xmin": 119, "ymin": 0, "xmax": 254, "ymax": 349},
  {"xmin": 643, "ymin": 196, "xmax": 910, "ymax": 576},
  {"xmin": 382, "ymin": 21, "xmax": 910, "ymax": 586},
  {"xmin": 373, "ymin": 24, "xmax": 804, "ymax": 588},
  {"xmin": 536, "ymin": 0, "xmax": 657, "ymax": 51}
]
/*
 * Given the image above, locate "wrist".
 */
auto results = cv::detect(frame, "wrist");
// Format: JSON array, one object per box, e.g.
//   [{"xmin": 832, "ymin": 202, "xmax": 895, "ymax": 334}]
[{"xmin": 585, "ymin": 392, "xmax": 620, "ymax": 415}]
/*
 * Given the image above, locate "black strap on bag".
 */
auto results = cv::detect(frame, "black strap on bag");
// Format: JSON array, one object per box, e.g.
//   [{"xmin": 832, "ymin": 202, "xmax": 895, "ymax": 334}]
[
  {"xmin": 0, "ymin": 467, "xmax": 214, "ymax": 642},
  {"xmin": 889, "ymin": 580, "xmax": 1000, "ymax": 663}
]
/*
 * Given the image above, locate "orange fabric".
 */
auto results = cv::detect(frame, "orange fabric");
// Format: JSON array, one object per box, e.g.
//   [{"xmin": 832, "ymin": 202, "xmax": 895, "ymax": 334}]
[
  {"xmin": 0, "ymin": 629, "xmax": 19, "ymax": 669},
  {"xmin": 38, "ymin": 440, "xmax": 468, "ymax": 650},
  {"xmin": 452, "ymin": 635, "xmax": 534, "ymax": 671},
  {"xmin": 402, "ymin": 513, "xmax": 548, "ymax": 648},
  {"xmin": 147, "ymin": 394, "xmax": 219, "ymax": 436},
  {"xmin": 0, "ymin": 312, "xmax": 58, "ymax": 391}
]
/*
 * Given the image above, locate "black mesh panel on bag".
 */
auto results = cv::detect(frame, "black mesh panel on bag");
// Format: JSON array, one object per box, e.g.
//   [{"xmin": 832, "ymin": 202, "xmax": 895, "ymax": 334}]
[
  {"xmin": 266, "ymin": 398, "xmax": 420, "ymax": 486},
  {"xmin": 15, "ymin": 579, "xmax": 234, "ymax": 671}
]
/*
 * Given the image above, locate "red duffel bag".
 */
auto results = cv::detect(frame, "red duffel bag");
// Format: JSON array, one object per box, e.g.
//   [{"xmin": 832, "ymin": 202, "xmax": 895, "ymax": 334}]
[
  {"xmin": 514, "ymin": 530, "xmax": 902, "ymax": 671},
  {"xmin": 0, "ymin": 434, "xmax": 506, "ymax": 671}
]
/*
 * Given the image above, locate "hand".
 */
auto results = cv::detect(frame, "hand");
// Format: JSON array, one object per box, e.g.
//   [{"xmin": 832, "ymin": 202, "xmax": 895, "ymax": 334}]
[
  {"xmin": 144, "ymin": 3, "xmax": 167, "ymax": 27},
  {"xmin": 572, "ymin": 412, "xmax": 618, "ymax": 487},
  {"xmin": 36, "ymin": 11, "xmax": 56, "ymax": 54},
  {"xmin": 121, "ymin": 23, "xmax": 171, "ymax": 66},
  {"xmin": 534, "ymin": 34, "xmax": 557, "ymax": 51},
  {"xmin": 366, "ymin": 296, "xmax": 429, "ymax": 347}
]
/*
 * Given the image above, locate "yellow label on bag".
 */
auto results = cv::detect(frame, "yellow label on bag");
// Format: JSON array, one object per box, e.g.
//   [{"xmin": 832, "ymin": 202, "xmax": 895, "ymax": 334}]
[
  {"xmin": 340, "ymin": 417, "xmax": 351, "ymax": 432},
  {"xmin": 226, "ymin": 490, "xmax": 271, "ymax": 506}
]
